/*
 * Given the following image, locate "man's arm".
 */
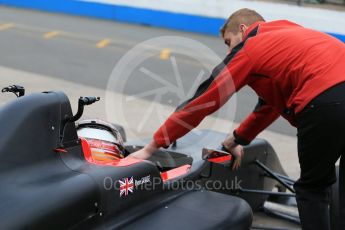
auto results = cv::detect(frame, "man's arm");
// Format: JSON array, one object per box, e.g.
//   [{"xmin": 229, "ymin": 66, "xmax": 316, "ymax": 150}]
[
  {"xmin": 233, "ymin": 98, "xmax": 280, "ymax": 145},
  {"xmin": 154, "ymin": 48, "xmax": 253, "ymax": 148}
]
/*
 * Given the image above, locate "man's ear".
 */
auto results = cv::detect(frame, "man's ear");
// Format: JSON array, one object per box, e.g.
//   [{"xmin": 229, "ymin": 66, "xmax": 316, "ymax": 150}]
[{"xmin": 239, "ymin": 24, "xmax": 248, "ymax": 34}]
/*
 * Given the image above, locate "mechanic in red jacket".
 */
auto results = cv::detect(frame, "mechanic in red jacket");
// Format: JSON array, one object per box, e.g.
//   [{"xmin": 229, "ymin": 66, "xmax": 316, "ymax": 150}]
[{"xmin": 128, "ymin": 8, "xmax": 345, "ymax": 230}]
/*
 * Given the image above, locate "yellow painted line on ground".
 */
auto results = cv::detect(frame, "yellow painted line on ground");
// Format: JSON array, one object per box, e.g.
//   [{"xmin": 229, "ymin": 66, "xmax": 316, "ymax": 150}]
[
  {"xmin": 0, "ymin": 21, "xmax": 203, "ymax": 67},
  {"xmin": 43, "ymin": 30, "xmax": 61, "ymax": 39},
  {"xmin": 96, "ymin": 38, "xmax": 111, "ymax": 48},
  {"xmin": 0, "ymin": 23, "xmax": 15, "ymax": 31},
  {"xmin": 159, "ymin": 48, "xmax": 171, "ymax": 60}
]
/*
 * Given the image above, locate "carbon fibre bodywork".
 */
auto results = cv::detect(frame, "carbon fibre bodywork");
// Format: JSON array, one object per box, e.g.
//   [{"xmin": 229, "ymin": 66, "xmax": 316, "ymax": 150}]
[{"xmin": 0, "ymin": 91, "xmax": 253, "ymax": 230}]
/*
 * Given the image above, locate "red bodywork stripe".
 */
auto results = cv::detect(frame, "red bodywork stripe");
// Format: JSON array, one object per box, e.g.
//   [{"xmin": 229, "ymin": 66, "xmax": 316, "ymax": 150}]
[
  {"xmin": 207, "ymin": 155, "xmax": 232, "ymax": 163},
  {"xmin": 160, "ymin": 164, "xmax": 191, "ymax": 182},
  {"xmin": 54, "ymin": 148, "xmax": 68, "ymax": 153}
]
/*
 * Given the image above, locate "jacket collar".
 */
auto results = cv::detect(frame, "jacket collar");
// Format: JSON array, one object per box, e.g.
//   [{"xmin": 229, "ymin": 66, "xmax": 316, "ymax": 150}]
[{"xmin": 242, "ymin": 21, "xmax": 264, "ymax": 41}]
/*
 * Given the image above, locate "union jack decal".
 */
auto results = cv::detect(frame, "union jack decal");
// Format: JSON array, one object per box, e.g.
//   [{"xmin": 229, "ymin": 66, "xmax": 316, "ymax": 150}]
[{"xmin": 119, "ymin": 177, "xmax": 134, "ymax": 197}]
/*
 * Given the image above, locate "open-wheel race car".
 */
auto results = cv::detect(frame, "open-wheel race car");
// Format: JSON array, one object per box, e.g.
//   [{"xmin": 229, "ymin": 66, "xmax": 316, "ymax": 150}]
[{"xmin": 0, "ymin": 86, "xmax": 340, "ymax": 230}]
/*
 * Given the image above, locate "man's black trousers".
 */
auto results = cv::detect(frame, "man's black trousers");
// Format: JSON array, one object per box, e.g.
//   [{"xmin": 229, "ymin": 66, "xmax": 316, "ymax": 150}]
[{"xmin": 295, "ymin": 82, "xmax": 345, "ymax": 230}]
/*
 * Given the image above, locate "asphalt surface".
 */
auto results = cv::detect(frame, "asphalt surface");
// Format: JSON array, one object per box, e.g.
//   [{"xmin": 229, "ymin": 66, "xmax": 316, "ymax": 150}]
[
  {"xmin": 0, "ymin": 6, "xmax": 300, "ymax": 229},
  {"xmin": 0, "ymin": 5, "xmax": 296, "ymax": 136}
]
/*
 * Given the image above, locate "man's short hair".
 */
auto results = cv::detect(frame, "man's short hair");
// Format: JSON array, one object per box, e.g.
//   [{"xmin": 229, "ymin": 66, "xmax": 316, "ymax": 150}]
[{"xmin": 220, "ymin": 8, "xmax": 265, "ymax": 37}]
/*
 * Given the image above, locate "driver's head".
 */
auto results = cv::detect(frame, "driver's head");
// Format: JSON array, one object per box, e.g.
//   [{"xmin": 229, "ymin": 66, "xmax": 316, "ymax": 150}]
[
  {"xmin": 76, "ymin": 119, "xmax": 126, "ymax": 161},
  {"xmin": 221, "ymin": 8, "xmax": 265, "ymax": 54}
]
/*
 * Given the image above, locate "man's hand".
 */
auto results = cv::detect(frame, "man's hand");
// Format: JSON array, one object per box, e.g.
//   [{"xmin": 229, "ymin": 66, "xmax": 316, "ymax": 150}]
[
  {"xmin": 228, "ymin": 145, "xmax": 244, "ymax": 170},
  {"xmin": 126, "ymin": 140, "xmax": 158, "ymax": 160},
  {"xmin": 222, "ymin": 135, "xmax": 244, "ymax": 170}
]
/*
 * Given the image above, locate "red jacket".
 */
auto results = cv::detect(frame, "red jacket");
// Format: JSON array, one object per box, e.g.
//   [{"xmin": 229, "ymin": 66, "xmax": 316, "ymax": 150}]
[{"xmin": 154, "ymin": 20, "xmax": 345, "ymax": 147}]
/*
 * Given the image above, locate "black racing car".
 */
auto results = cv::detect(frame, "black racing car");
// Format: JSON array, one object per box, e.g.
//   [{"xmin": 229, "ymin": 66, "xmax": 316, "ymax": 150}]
[{"xmin": 0, "ymin": 86, "xmax": 340, "ymax": 230}]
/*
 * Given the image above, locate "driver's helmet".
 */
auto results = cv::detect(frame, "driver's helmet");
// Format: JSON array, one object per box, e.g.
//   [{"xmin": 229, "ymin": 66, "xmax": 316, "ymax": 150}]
[{"xmin": 76, "ymin": 119, "xmax": 125, "ymax": 161}]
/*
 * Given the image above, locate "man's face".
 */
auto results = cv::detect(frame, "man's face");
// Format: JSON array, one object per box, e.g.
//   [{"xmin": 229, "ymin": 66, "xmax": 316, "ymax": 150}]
[{"xmin": 222, "ymin": 24, "xmax": 248, "ymax": 54}]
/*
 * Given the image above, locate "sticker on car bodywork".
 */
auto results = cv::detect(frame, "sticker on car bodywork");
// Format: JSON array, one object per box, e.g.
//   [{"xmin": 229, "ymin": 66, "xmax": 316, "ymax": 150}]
[
  {"xmin": 119, "ymin": 177, "xmax": 134, "ymax": 197},
  {"xmin": 118, "ymin": 175, "xmax": 151, "ymax": 197}
]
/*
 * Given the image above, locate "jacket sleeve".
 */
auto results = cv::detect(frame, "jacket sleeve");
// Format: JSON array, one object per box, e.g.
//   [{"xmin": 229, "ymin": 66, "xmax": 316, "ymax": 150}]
[
  {"xmin": 153, "ymin": 49, "xmax": 253, "ymax": 148},
  {"xmin": 233, "ymin": 98, "xmax": 280, "ymax": 145}
]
